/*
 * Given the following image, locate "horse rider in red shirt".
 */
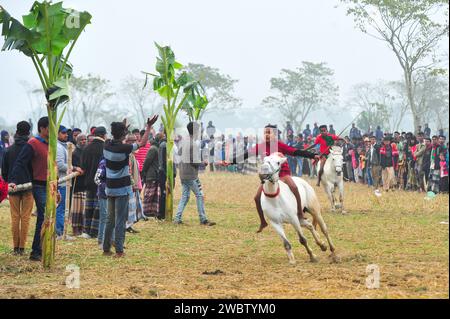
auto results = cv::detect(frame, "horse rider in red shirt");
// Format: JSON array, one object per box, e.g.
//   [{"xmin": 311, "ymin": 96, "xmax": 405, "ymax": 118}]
[
  {"xmin": 238, "ymin": 124, "xmax": 319, "ymax": 233},
  {"xmin": 313, "ymin": 125, "xmax": 343, "ymax": 186}
]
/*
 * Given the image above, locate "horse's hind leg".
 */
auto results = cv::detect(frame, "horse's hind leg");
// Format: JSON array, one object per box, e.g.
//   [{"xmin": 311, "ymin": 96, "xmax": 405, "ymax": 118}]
[
  {"xmin": 291, "ymin": 218, "xmax": 318, "ymax": 263},
  {"xmin": 313, "ymin": 211, "xmax": 340, "ymax": 263},
  {"xmin": 270, "ymin": 222, "xmax": 296, "ymax": 265},
  {"xmin": 302, "ymin": 208, "xmax": 327, "ymax": 252}
]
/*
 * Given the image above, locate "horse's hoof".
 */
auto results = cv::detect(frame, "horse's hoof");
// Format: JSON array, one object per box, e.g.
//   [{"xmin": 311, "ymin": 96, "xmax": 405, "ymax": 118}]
[
  {"xmin": 341, "ymin": 210, "xmax": 348, "ymax": 215},
  {"xmin": 300, "ymin": 219, "xmax": 312, "ymax": 227},
  {"xmin": 319, "ymin": 243, "xmax": 328, "ymax": 252},
  {"xmin": 329, "ymin": 253, "xmax": 341, "ymax": 263},
  {"xmin": 310, "ymin": 256, "xmax": 319, "ymax": 263},
  {"xmin": 289, "ymin": 259, "xmax": 297, "ymax": 265}
]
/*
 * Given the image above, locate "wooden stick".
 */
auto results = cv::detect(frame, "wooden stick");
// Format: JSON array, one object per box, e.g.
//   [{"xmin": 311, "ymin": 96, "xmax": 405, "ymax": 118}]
[
  {"xmin": 63, "ymin": 142, "xmax": 75, "ymax": 239},
  {"xmin": 8, "ymin": 171, "xmax": 81, "ymax": 194}
]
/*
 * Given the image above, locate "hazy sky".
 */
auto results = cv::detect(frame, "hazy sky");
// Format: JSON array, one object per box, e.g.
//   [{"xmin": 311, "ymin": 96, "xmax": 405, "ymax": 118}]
[{"xmin": 0, "ymin": 0, "xmax": 437, "ymax": 131}]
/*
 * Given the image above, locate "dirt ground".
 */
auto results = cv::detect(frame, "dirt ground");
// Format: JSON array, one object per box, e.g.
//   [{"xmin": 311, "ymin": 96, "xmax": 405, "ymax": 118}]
[{"xmin": 0, "ymin": 172, "xmax": 448, "ymax": 299}]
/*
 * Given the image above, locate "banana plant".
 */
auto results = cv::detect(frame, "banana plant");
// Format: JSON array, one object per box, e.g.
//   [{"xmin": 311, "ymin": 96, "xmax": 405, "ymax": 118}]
[
  {"xmin": 143, "ymin": 43, "xmax": 208, "ymax": 221},
  {"xmin": 0, "ymin": 1, "xmax": 91, "ymax": 268}
]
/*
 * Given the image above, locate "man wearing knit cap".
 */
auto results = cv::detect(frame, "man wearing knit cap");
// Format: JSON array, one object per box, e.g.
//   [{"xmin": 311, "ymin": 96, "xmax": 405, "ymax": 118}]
[
  {"xmin": 8, "ymin": 117, "xmax": 49, "ymax": 261},
  {"xmin": 2, "ymin": 121, "xmax": 33, "ymax": 255}
]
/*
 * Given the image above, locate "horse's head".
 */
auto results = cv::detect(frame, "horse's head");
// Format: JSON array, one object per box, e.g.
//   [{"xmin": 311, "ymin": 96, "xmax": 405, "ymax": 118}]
[
  {"xmin": 259, "ymin": 152, "xmax": 286, "ymax": 184},
  {"xmin": 329, "ymin": 145, "xmax": 344, "ymax": 176}
]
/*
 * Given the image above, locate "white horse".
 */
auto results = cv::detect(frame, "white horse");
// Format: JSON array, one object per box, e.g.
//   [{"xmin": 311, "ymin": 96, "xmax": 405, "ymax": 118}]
[
  {"xmin": 259, "ymin": 153, "xmax": 337, "ymax": 264},
  {"xmin": 319, "ymin": 145, "xmax": 345, "ymax": 213}
]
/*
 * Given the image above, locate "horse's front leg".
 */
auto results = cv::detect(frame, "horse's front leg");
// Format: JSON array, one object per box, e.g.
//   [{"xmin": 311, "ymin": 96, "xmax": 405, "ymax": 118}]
[
  {"xmin": 270, "ymin": 221, "xmax": 296, "ymax": 265},
  {"xmin": 338, "ymin": 180, "xmax": 346, "ymax": 214},
  {"xmin": 291, "ymin": 218, "xmax": 318, "ymax": 263},
  {"xmin": 324, "ymin": 184, "xmax": 335, "ymax": 212}
]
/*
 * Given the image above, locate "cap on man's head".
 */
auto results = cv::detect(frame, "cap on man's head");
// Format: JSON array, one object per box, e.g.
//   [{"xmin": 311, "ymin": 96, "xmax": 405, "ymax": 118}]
[
  {"xmin": 94, "ymin": 126, "xmax": 107, "ymax": 136},
  {"xmin": 16, "ymin": 121, "xmax": 31, "ymax": 136},
  {"xmin": 319, "ymin": 125, "xmax": 327, "ymax": 130},
  {"xmin": 59, "ymin": 125, "xmax": 68, "ymax": 133},
  {"xmin": 73, "ymin": 128, "xmax": 82, "ymax": 133}
]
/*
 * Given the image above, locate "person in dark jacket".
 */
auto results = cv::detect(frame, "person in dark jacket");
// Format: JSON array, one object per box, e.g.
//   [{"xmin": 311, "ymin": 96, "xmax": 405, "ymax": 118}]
[
  {"xmin": 1, "ymin": 121, "xmax": 33, "ymax": 255},
  {"xmin": 8, "ymin": 117, "xmax": 49, "ymax": 261},
  {"xmin": 78, "ymin": 127, "xmax": 107, "ymax": 238},
  {"xmin": 157, "ymin": 132, "xmax": 176, "ymax": 220},
  {"xmin": 343, "ymin": 136, "xmax": 354, "ymax": 182},
  {"xmin": 142, "ymin": 133, "xmax": 162, "ymax": 218},
  {"xmin": 0, "ymin": 130, "xmax": 11, "ymax": 168},
  {"xmin": 70, "ymin": 133, "xmax": 87, "ymax": 236},
  {"xmin": 367, "ymin": 136, "xmax": 382, "ymax": 191},
  {"xmin": 380, "ymin": 137, "xmax": 399, "ymax": 191}
]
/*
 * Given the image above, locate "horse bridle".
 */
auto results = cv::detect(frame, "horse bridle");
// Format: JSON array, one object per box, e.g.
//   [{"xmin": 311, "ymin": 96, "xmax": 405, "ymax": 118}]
[
  {"xmin": 330, "ymin": 151, "xmax": 343, "ymax": 174},
  {"xmin": 260, "ymin": 161, "xmax": 281, "ymax": 184}
]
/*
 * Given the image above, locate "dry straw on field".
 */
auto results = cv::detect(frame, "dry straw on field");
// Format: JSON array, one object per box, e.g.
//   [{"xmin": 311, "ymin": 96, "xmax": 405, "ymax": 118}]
[{"xmin": 0, "ymin": 172, "xmax": 448, "ymax": 299}]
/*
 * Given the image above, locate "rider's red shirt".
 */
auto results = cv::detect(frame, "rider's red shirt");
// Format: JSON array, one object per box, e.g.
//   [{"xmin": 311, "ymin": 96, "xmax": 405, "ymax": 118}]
[
  {"xmin": 249, "ymin": 141, "xmax": 297, "ymax": 177},
  {"xmin": 314, "ymin": 134, "xmax": 340, "ymax": 155}
]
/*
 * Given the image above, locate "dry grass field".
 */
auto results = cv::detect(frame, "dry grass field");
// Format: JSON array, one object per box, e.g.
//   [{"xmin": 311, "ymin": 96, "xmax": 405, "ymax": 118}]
[{"xmin": 0, "ymin": 172, "xmax": 448, "ymax": 299}]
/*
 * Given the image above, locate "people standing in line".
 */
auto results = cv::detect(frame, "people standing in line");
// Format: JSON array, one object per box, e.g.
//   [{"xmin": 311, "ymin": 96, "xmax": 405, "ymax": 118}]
[
  {"xmin": 2, "ymin": 121, "xmax": 33, "ymax": 255},
  {"xmin": 8, "ymin": 117, "xmax": 49, "ymax": 261}
]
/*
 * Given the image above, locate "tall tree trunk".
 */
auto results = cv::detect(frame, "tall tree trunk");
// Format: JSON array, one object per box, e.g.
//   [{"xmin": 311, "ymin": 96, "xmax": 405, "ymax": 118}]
[
  {"xmin": 165, "ymin": 134, "xmax": 174, "ymax": 221},
  {"xmin": 42, "ymin": 103, "xmax": 58, "ymax": 268},
  {"xmin": 404, "ymin": 70, "xmax": 420, "ymax": 134}
]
